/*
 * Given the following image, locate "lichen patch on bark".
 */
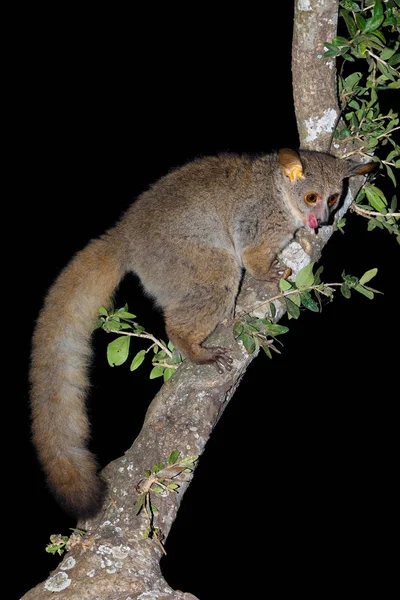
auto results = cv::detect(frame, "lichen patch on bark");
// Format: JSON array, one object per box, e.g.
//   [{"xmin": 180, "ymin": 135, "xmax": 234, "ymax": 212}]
[{"xmin": 304, "ymin": 108, "xmax": 338, "ymax": 142}]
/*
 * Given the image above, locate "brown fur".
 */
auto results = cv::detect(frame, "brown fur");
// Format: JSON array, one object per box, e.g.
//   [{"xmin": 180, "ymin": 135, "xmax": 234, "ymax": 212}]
[{"xmin": 30, "ymin": 149, "xmax": 375, "ymax": 517}]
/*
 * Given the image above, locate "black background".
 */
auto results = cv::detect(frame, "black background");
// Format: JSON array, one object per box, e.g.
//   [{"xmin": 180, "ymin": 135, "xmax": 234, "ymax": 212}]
[{"xmin": 12, "ymin": 5, "xmax": 398, "ymax": 599}]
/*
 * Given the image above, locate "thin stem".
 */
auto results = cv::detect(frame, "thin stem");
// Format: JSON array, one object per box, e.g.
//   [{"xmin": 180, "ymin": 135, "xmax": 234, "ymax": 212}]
[
  {"xmin": 110, "ymin": 330, "xmax": 174, "ymax": 359},
  {"xmin": 366, "ymin": 50, "xmax": 398, "ymax": 74},
  {"xmin": 236, "ymin": 283, "xmax": 343, "ymax": 319},
  {"xmin": 350, "ymin": 202, "xmax": 400, "ymax": 218}
]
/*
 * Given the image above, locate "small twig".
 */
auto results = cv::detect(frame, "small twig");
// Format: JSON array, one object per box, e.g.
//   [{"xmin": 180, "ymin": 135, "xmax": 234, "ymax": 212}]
[
  {"xmin": 110, "ymin": 329, "xmax": 174, "ymax": 359},
  {"xmin": 366, "ymin": 50, "xmax": 399, "ymax": 74},
  {"xmin": 350, "ymin": 203, "xmax": 400, "ymax": 219},
  {"xmin": 153, "ymin": 362, "xmax": 179, "ymax": 370},
  {"xmin": 236, "ymin": 283, "xmax": 343, "ymax": 319},
  {"xmin": 376, "ymin": 126, "xmax": 400, "ymax": 139},
  {"xmin": 337, "ymin": 146, "xmax": 366, "ymax": 159}
]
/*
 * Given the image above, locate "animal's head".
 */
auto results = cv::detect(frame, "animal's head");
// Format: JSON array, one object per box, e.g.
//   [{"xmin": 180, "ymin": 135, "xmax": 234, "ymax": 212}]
[{"xmin": 278, "ymin": 148, "xmax": 377, "ymax": 229}]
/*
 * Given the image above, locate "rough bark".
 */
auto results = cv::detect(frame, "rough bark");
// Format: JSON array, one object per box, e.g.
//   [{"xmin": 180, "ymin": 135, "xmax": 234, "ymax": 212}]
[
  {"xmin": 22, "ymin": 2, "xmax": 364, "ymax": 598},
  {"xmin": 292, "ymin": 0, "xmax": 339, "ymax": 153}
]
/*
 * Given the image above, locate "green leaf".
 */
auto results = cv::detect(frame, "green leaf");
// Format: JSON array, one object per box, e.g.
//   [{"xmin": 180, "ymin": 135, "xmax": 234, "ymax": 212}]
[
  {"xmin": 300, "ymin": 292, "xmax": 319, "ymax": 312},
  {"xmin": 324, "ymin": 42, "xmax": 341, "ymax": 57},
  {"xmin": 341, "ymin": 283, "xmax": 352, "ymax": 299},
  {"xmin": 369, "ymin": 86, "xmax": 378, "ymax": 106},
  {"xmin": 130, "ymin": 349, "xmax": 146, "ymax": 371},
  {"xmin": 168, "ymin": 450, "xmax": 180, "ymax": 465},
  {"xmin": 105, "ymin": 318, "xmax": 123, "ymax": 332},
  {"xmin": 107, "ymin": 335, "xmax": 130, "ymax": 367},
  {"xmin": 388, "ymin": 53, "xmax": 400, "ymax": 67},
  {"xmin": 369, "ymin": 29, "xmax": 386, "ymax": 45},
  {"xmin": 262, "ymin": 344, "xmax": 273, "ymax": 359},
  {"xmin": 354, "ymin": 284, "xmax": 374, "ymax": 299},
  {"xmin": 285, "ymin": 297, "xmax": 300, "ymax": 319},
  {"xmin": 133, "ymin": 325, "xmax": 146, "ymax": 334},
  {"xmin": 365, "ymin": 185, "xmax": 388, "ymax": 212},
  {"xmin": 295, "ymin": 262, "xmax": 315, "ymax": 289},
  {"xmin": 135, "ymin": 493, "xmax": 145, "ymax": 515},
  {"xmin": 340, "ymin": 1, "xmax": 360, "ymax": 12},
  {"xmin": 178, "ymin": 454, "xmax": 199, "ymax": 469},
  {"xmin": 340, "ymin": 8, "xmax": 357, "ymax": 37},
  {"xmin": 336, "ymin": 217, "xmax": 347, "ymax": 233},
  {"xmin": 167, "ymin": 483, "xmax": 179, "ymax": 491},
  {"xmin": 95, "ymin": 318, "xmax": 105, "ymax": 329},
  {"xmin": 385, "ymin": 165, "xmax": 397, "ymax": 188},
  {"xmin": 380, "ymin": 46, "xmax": 397, "ymax": 61},
  {"xmin": 290, "ymin": 291, "xmax": 301, "ymax": 307},
  {"xmin": 339, "ymin": 126, "xmax": 352, "ymax": 139},
  {"xmin": 239, "ymin": 333, "xmax": 256, "ymax": 354},
  {"xmin": 348, "ymin": 99, "xmax": 360, "ymax": 109},
  {"xmin": 171, "ymin": 350, "xmax": 183, "ymax": 365},
  {"xmin": 152, "ymin": 461, "xmax": 164, "ymax": 473},
  {"xmin": 332, "ymin": 36, "xmax": 350, "ymax": 47},
  {"xmin": 342, "ymin": 273, "xmax": 359, "ymax": 288},
  {"xmin": 344, "ymin": 71, "xmax": 362, "ymax": 91},
  {"xmin": 355, "ymin": 12, "xmax": 366, "ymax": 31},
  {"xmin": 265, "ymin": 323, "xmax": 289, "ymax": 336},
  {"xmin": 269, "ymin": 302, "xmax": 277, "ymax": 319},
  {"xmin": 279, "ymin": 278, "xmax": 292, "ymax": 291},
  {"xmin": 163, "ymin": 368, "xmax": 175, "ymax": 382},
  {"xmin": 233, "ymin": 321, "xmax": 244, "ymax": 338},
  {"xmin": 150, "ymin": 365, "xmax": 165, "ymax": 379},
  {"xmin": 376, "ymin": 60, "xmax": 396, "ymax": 81},
  {"xmin": 369, "ymin": 217, "xmax": 384, "ymax": 229},
  {"xmin": 364, "ymin": 0, "xmax": 384, "ymax": 33},
  {"xmin": 98, "ymin": 305, "xmax": 108, "ymax": 316},
  {"xmin": 116, "ymin": 310, "xmax": 137, "ymax": 319},
  {"xmin": 314, "ymin": 266, "xmax": 324, "ymax": 284},
  {"xmin": 359, "ymin": 268, "xmax": 378, "ymax": 285}
]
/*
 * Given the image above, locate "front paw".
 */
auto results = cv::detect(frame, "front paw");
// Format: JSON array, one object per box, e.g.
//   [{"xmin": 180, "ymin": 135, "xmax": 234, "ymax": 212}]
[
  {"xmin": 264, "ymin": 260, "xmax": 292, "ymax": 283},
  {"xmin": 208, "ymin": 347, "xmax": 234, "ymax": 374}
]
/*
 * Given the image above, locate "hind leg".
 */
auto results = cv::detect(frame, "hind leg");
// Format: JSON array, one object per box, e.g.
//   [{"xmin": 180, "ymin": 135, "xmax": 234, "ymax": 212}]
[{"xmin": 164, "ymin": 250, "xmax": 241, "ymax": 373}]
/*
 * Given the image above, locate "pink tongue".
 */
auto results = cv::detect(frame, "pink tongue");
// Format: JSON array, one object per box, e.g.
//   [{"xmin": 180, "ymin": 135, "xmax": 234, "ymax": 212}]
[{"xmin": 308, "ymin": 214, "xmax": 318, "ymax": 229}]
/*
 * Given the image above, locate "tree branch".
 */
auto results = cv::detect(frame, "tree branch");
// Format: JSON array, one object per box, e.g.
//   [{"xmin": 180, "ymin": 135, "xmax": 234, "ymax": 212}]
[{"xmin": 292, "ymin": 0, "xmax": 340, "ymax": 153}]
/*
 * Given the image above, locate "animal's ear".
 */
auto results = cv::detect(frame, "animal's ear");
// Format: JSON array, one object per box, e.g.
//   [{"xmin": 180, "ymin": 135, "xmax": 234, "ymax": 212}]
[
  {"xmin": 278, "ymin": 148, "xmax": 305, "ymax": 182},
  {"xmin": 345, "ymin": 160, "xmax": 378, "ymax": 178}
]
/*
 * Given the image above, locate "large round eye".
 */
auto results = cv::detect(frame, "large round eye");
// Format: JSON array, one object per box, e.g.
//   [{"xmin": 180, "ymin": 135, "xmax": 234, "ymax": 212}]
[
  {"xmin": 304, "ymin": 192, "xmax": 319, "ymax": 205},
  {"xmin": 328, "ymin": 193, "xmax": 339, "ymax": 207}
]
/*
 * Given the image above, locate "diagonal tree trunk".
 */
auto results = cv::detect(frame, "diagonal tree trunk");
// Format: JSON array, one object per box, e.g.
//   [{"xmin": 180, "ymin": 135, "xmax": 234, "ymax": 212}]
[{"xmin": 23, "ymin": 2, "xmax": 367, "ymax": 598}]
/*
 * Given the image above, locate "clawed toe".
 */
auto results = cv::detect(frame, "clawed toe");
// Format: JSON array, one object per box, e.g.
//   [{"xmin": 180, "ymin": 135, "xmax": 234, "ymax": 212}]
[
  {"xmin": 266, "ymin": 260, "xmax": 292, "ymax": 282},
  {"xmin": 210, "ymin": 348, "xmax": 233, "ymax": 373}
]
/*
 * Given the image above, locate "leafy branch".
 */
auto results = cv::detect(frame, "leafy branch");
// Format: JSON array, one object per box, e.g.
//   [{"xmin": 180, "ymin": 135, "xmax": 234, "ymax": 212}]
[
  {"xmin": 97, "ymin": 301, "xmax": 182, "ymax": 382},
  {"xmin": 234, "ymin": 263, "xmax": 381, "ymax": 356},
  {"xmin": 45, "ymin": 529, "xmax": 87, "ymax": 557},
  {"xmin": 325, "ymin": 0, "xmax": 400, "ymax": 242},
  {"xmin": 135, "ymin": 451, "xmax": 198, "ymax": 554}
]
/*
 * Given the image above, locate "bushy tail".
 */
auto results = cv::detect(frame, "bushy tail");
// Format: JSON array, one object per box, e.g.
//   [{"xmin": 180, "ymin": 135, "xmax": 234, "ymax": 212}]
[{"xmin": 30, "ymin": 234, "xmax": 125, "ymax": 518}]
